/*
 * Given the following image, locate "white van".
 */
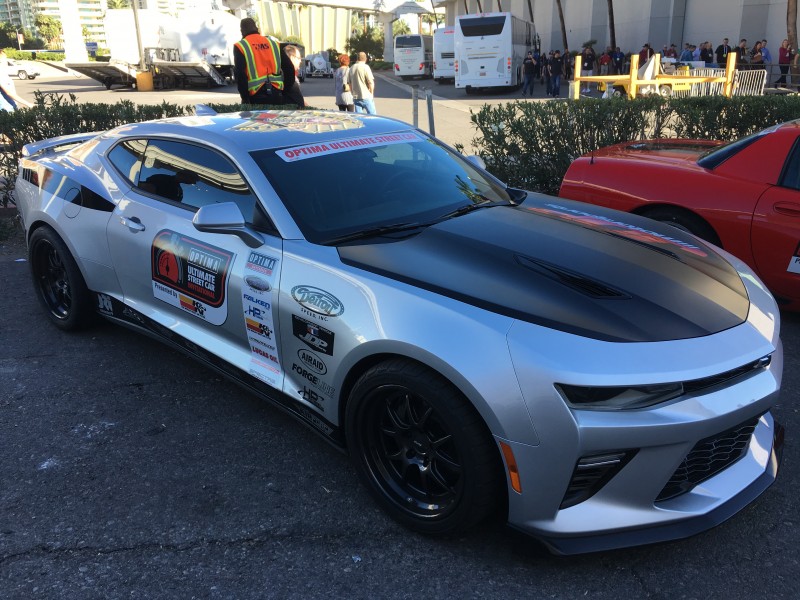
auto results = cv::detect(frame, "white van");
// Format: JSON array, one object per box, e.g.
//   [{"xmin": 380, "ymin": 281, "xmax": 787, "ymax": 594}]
[{"xmin": 433, "ymin": 27, "xmax": 455, "ymax": 83}]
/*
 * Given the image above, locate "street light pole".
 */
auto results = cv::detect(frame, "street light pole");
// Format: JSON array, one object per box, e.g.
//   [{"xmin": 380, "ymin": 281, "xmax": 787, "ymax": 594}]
[{"xmin": 15, "ymin": 28, "xmax": 22, "ymax": 51}]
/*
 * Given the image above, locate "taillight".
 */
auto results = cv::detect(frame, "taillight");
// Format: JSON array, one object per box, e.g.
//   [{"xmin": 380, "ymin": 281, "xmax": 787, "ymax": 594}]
[
  {"xmin": 419, "ymin": 62, "xmax": 424, "ymax": 71},
  {"xmin": 507, "ymin": 57, "xmax": 512, "ymax": 71},
  {"xmin": 394, "ymin": 64, "xmax": 399, "ymax": 71},
  {"xmin": 455, "ymin": 60, "xmax": 459, "ymax": 72}
]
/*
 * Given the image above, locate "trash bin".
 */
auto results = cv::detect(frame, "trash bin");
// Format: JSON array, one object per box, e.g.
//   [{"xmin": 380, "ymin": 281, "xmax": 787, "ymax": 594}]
[{"xmin": 136, "ymin": 71, "xmax": 154, "ymax": 92}]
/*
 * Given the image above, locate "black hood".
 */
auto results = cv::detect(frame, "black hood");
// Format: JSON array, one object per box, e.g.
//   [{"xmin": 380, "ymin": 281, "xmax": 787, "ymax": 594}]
[{"xmin": 337, "ymin": 196, "xmax": 749, "ymax": 342}]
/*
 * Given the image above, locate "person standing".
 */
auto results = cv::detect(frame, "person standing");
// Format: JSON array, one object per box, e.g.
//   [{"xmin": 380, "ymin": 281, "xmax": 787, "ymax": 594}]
[
  {"xmin": 715, "ymin": 38, "xmax": 731, "ymax": 67},
  {"xmin": 0, "ymin": 49, "xmax": 32, "ymax": 110},
  {"xmin": 281, "ymin": 44, "xmax": 305, "ymax": 107},
  {"xmin": 611, "ymin": 46, "xmax": 625, "ymax": 74},
  {"xmin": 233, "ymin": 17, "xmax": 284, "ymax": 105},
  {"xmin": 580, "ymin": 46, "xmax": 596, "ymax": 93},
  {"xmin": 349, "ymin": 52, "xmax": 376, "ymax": 115},
  {"xmin": 548, "ymin": 50, "xmax": 563, "ymax": 97},
  {"xmin": 700, "ymin": 42, "xmax": 715, "ymax": 67},
  {"xmin": 735, "ymin": 39, "xmax": 748, "ymax": 66},
  {"xmin": 334, "ymin": 54, "xmax": 354, "ymax": 111},
  {"xmin": 521, "ymin": 50, "xmax": 536, "ymax": 97},
  {"xmin": 776, "ymin": 39, "xmax": 793, "ymax": 87}
]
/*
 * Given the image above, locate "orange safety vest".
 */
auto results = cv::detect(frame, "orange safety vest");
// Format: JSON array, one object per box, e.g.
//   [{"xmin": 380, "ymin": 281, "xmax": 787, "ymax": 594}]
[{"xmin": 234, "ymin": 34, "xmax": 284, "ymax": 94}]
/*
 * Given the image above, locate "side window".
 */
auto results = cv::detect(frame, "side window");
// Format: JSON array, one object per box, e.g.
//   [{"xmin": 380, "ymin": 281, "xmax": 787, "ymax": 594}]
[
  {"xmin": 107, "ymin": 138, "xmax": 147, "ymax": 185},
  {"xmin": 136, "ymin": 139, "xmax": 261, "ymax": 224},
  {"xmin": 779, "ymin": 139, "xmax": 800, "ymax": 191}
]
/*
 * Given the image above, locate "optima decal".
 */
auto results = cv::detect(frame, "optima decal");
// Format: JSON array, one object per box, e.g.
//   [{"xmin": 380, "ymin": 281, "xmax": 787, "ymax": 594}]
[
  {"xmin": 277, "ymin": 131, "xmax": 423, "ymax": 162},
  {"xmin": 291, "ymin": 285, "xmax": 344, "ymax": 318},
  {"xmin": 151, "ymin": 230, "xmax": 233, "ymax": 325}
]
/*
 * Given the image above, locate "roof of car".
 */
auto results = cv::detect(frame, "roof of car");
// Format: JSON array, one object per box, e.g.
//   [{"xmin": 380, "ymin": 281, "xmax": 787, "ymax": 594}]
[{"xmin": 103, "ymin": 109, "xmax": 417, "ymax": 154}]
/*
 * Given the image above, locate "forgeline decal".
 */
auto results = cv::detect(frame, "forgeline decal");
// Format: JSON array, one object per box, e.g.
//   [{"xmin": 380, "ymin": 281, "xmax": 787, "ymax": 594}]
[
  {"xmin": 291, "ymin": 285, "xmax": 344, "ymax": 319},
  {"xmin": 788, "ymin": 243, "xmax": 800, "ymax": 274},
  {"xmin": 291, "ymin": 363, "xmax": 335, "ymax": 398},
  {"xmin": 526, "ymin": 203, "xmax": 710, "ymax": 258},
  {"xmin": 292, "ymin": 314, "xmax": 335, "ymax": 356},
  {"xmin": 276, "ymin": 131, "xmax": 424, "ymax": 163},
  {"xmin": 92, "ymin": 293, "xmax": 342, "ymax": 444},
  {"xmin": 241, "ymin": 251, "xmax": 282, "ymax": 388},
  {"xmin": 233, "ymin": 110, "xmax": 364, "ymax": 135},
  {"xmin": 151, "ymin": 230, "xmax": 233, "ymax": 325}
]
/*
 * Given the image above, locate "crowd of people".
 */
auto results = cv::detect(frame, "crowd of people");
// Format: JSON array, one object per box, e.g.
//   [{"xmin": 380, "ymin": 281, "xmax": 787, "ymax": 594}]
[{"xmin": 518, "ymin": 36, "xmax": 798, "ymax": 96}]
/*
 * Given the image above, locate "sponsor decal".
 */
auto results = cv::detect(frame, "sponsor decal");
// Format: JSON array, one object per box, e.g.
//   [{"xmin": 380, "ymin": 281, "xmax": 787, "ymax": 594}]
[
  {"xmin": 788, "ymin": 244, "xmax": 800, "ymax": 274},
  {"xmin": 241, "ymin": 250, "xmax": 282, "ymax": 385},
  {"xmin": 526, "ymin": 203, "xmax": 709, "ymax": 258},
  {"xmin": 96, "ymin": 293, "xmax": 113, "ymax": 316},
  {"xmin": 297, "ymin": 348, "xmax": 327, "ymax": 375},
  {"xmin": 233, "ymin": 110, "xmax": 364, "ymax": 135},
  {"xmin": 277, "ymin": 131, "xmax": 423, "ymax": 163},
  {"xmin": 298, "ymin": 386, "xmax": 325, "ymax": 411},
  {"xmin": 245, "ymin": 251, "xmax": 278, "ymax": 276},
  {"xmin": 292, "ymin": 314, "xmax": 335, "ymax": 356},
  {"xmin": 245, "ymin": 275, "xmax": 271, "ymax": 293},
  {"xmin": 291, "ymin": 363, "xmax": 335, "ymax": 397},
  {"xmin": 151, "ymin": 230, "xmax": 233, "ymax": 325},
  {"xmin": 299, "ymin": 406, "xmax": 333, "ymax": 435},
  {"xmin": 246, "ymin": 317, "xmax": 273, "ymax": 338},
  {"xmin": 291, "ymin": 285, "xmax": 344, "ymax": 318}
]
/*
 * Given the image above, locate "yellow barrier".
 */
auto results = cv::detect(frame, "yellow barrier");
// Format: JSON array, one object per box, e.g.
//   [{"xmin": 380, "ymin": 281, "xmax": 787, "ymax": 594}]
[
  {"xmin": 571, "ymin": 52, "xmax": 738, "ymax": 100},
  {"xmin": 136, "ymin": 71, "xmax": 154, "ymax": 92}
]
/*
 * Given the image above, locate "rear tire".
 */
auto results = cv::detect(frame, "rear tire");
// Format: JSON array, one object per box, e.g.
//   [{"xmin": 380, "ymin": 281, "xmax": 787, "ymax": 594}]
[
  {"xmin": 28, "ymin": 226, "xmax": 94, "ymax": 330},
  {"xmin": 346, "ymin": 359, "xmax": 501, "ymax": 535},
  {"xmin": 642, "ymin": 207, "xmax": 721, "ymax": 246},
  {"xmin": 17, "ymin": 70, "xmax": 27, "ymax": 80}
]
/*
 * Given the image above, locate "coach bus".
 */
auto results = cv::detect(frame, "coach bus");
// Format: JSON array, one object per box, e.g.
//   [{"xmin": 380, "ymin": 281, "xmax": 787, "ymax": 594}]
[
  {"xmin": 433, "ymin": 27, "xmax": 455, "ymax": 83},
  {"xmin": 393, "ymin": 34, "xmax": 433, "ymax": 80},
  {"xmin": 454, "ymin": 12, "xmax": 534, "ymax": 93}
]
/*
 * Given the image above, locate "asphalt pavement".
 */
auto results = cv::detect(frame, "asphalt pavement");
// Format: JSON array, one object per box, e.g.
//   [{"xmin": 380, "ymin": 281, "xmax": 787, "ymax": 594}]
[{"xmin": 1, "ymin": 69, "xmax": 798, "ymax": 598}]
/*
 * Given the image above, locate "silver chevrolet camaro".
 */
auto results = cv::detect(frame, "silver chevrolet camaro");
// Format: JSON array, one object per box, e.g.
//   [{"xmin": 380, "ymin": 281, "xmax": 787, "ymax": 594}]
[{"xmin": 15, "ymin": 109, "xmax": 784, "ymax": 554}]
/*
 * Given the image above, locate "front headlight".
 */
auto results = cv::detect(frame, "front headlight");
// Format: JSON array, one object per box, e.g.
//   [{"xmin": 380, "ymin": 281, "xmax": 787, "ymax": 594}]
[{"xmin": 556, "ymin": 383, "xmax": 684, "ymax": 410}]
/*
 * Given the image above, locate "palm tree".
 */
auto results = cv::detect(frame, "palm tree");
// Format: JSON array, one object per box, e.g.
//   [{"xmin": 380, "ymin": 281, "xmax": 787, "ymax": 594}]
[
  {"xmin": 556, "ymin": 0, "xmax": 568, "ymax": 49},
  {"xmin": 607, "ymin": 0, "xmax": 617, "ymax": 49},
  {"xmin": 789, "ymin": 0, "xmax": 798, "ymax": 83}
]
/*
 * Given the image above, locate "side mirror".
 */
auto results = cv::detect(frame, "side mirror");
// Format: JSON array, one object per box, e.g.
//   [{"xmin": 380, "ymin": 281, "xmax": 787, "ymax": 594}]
[
  {"xmin": 466, "ymin": 155, "xmax": 486, "ymax": 170},
  {"xmin": 192, "ymin": 202, "xmax": 264, "ymax": 248}
]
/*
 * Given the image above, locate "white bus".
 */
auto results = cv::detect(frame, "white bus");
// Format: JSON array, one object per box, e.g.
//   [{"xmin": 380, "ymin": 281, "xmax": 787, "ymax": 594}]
[
  {"xmin": 433, "ymin": 27, "xmax": 455, "ymax": 83},
  {"xmin": 454, "ymin": 12, "xmax": 535, "ymax": 93},
  {"xmin": 393, "ymin": 34, "xmax": 433, "ymax": 80}
]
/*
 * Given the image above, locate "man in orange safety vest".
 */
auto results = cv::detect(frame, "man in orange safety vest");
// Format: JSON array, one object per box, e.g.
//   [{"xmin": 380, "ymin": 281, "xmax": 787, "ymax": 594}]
[{"xmin": 233, "ymin": 17, "xmax": 285, "ymax": 105}]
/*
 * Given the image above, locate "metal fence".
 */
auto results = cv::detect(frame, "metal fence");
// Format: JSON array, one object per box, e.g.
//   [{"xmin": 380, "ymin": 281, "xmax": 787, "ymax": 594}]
[{"xmin": 669, "ymin": 67, "xmax": 766, "ymax": 98}]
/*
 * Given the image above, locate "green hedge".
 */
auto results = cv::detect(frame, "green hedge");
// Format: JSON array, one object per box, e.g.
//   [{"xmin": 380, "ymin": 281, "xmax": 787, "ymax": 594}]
[{"xmin": 462, "ymin": 95, "xmax": 800, "ymax": 195}]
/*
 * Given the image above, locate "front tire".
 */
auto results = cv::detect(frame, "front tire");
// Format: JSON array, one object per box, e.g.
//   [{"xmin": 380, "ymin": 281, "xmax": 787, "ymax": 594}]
[
  {"xmin": 642, "ymin": 206, "xmax": 721, "ymax": 246},
  {"xmin": 17, "ymin": 70, "xmax": 27, "ymax": 80},
  {"xmin": 28, "ymin": 226, "xmax": 94, "ymax": 330},
  {"xmin": 346, "ymin": 359, "xmax": 501, "ymax": 534}
]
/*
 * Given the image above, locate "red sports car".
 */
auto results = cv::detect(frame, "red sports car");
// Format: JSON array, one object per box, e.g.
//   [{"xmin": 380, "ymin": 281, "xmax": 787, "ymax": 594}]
[{"xmin": 559, "ymin": 121, "xmax": 800, "ymax": 310}]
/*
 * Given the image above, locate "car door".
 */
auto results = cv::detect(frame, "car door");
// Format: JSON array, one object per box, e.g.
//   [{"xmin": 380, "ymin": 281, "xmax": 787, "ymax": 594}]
[
  {"xmin": 751, "ymin": 138, "xmax": 800, "ymax": 304},
  {"xmin": 105, "ymin": 137, "xmax": 286, "ymax": 391}
]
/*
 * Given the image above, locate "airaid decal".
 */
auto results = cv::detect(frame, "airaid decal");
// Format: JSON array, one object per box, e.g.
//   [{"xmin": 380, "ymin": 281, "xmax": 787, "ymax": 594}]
[{"xmin": 297, "ymin": 348, "xmax": 327, "ymax": 375}]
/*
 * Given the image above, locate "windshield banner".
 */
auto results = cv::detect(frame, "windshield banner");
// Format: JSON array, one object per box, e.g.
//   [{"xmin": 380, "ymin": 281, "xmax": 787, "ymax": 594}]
[{"xmin": 276, "ymin": 131, "xmax": 424, "ymax": 163}]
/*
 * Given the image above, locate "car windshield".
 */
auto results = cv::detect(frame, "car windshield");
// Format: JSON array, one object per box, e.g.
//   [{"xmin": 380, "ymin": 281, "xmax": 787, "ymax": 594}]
[{"xmin": 251, "ymin": 130, "xmax": 514, "ymax": 244}]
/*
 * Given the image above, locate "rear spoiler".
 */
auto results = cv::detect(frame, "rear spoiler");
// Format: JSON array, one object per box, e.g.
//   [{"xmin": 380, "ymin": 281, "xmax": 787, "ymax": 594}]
[{"xmin": 21, "ymin": 132, "xmax": 102, "ymax": 158}]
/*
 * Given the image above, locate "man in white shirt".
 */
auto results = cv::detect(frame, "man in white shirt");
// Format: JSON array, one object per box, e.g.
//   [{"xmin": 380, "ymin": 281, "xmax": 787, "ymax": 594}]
[{"xmin": 348, "ymin": 52, "xmax": 376, "ymax": 115}]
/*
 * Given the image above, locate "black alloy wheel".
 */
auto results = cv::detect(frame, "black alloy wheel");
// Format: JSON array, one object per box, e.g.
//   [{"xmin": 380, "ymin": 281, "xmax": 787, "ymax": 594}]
[
  {"xmin": 346, "ymin": 359, "xmax": 501, "ymax": 534},
  {"xmin": 28, "ymin": 227, "xmax": 93, "ymax": 330}
]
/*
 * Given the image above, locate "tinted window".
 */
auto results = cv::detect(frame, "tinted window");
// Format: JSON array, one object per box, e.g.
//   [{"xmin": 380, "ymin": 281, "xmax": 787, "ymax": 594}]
[
  {"xmin": 136, "ymin": 139, "xmax": 260, "ymax": 224},
  {"xmin": 395, "ymin": 36, "xmax": 422, "ymax": 48},
  {"xmin": 458, "ymin": 16, "xmax": 507, "ymax": 37},
  {"xmin": 250, "ymin": 131, "xmax": 513, "ymax": 244},
  {"xmin": 108, "ymin": 139, "xmax": 146, "ymax": 185},
  {"xmin": 780, "ymin": 138, "xmax": 800, "ymax": 191}
]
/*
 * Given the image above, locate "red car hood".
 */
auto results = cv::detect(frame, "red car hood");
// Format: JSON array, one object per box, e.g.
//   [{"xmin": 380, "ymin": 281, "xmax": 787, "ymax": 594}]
[{"xmin": 591, "ymin": 139, "xmax": 723, "ymax": 166}]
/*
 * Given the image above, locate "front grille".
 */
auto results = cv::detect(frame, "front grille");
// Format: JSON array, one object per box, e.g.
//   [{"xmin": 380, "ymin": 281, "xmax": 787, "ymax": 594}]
[{"xmin": 656, "ymin": 417, "xmax": 760, "ymax": 502}]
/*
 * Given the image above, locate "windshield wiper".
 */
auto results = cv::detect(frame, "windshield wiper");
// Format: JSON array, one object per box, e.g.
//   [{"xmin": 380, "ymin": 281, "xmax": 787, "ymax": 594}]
[
  {"xmin": 438, "ymin": 200, "xmax": 512, "ymax": 221},
  {"xmin": 324, "ymin": 222, "xmax": 426, "ymax": 245}
]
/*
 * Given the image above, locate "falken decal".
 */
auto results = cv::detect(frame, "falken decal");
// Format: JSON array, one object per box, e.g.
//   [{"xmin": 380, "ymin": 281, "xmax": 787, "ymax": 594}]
[
  {"xmin": 151, "ymin": 230, "xmax": 233, "ymax": 325},
  {"xmin": 241, "ymin": 251, "xmax": 282, "ymax": 387},
  {"xmin": 291, "ymin": 285, "xmax": 344, "ymax": 318},
  {"xmin": 292, "ymin": 314, "xmax": 335, "ymax": 356},
  {"xmin": 526, "ymin": 203, "xmax": 709, "ymax": 258}
]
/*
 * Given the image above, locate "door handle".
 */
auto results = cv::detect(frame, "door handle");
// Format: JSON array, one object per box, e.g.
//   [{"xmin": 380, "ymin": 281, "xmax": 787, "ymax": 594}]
[
  {"xmin": 773, "ymin": 201, "xmax": 800, "ymax": 217},
  {"xmin": 119, "ymin": 215, "xmax": 146, "ymax": 232}
]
